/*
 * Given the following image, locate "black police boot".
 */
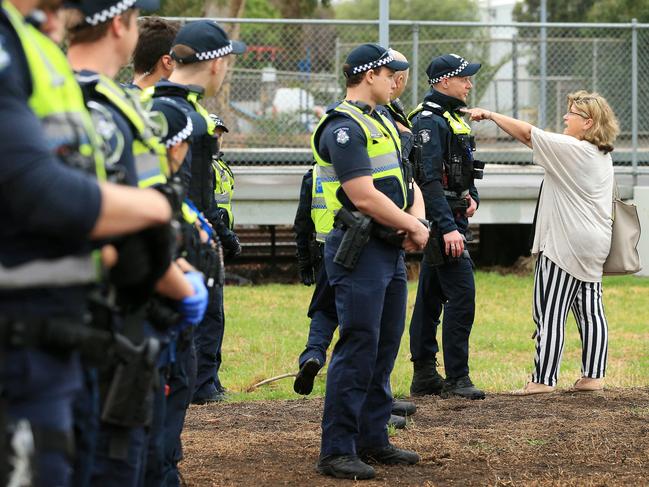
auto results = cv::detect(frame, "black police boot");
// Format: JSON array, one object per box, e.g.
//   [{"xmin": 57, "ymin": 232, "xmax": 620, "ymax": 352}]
[
  {"xmin": 410, "ymin": 358, "xmax": 445, "ymax": 396},
  {"xmin": 441, "ymin": 375, "xmax": 486, "ymax": 400},
  {"xmin": 316, "ymin": 454, "xmax": 375, "ymax": 480},
  {"xmin": 391, "ymin": 399, "xmax": 417, "ymax": 417},
  {"xmin": 192, "ymin": 389, "xmax": 226, "ymax": 405},
  {"xmin": 387, "ymin": 414, "xmax": 406, "ymax": 429},
  {"xmin": 359, "ymin": 443, "xmax": 420, "ymax": 465},
  {"xmin": 293, "ymin": 358, "xmax": 321, "ymax": 395}
]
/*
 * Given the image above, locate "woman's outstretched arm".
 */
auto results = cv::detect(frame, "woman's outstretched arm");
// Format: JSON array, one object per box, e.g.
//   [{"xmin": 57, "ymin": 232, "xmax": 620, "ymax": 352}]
[{"xmin": 462, "ymin": 108, "xmax": 534, "ymax": 148}]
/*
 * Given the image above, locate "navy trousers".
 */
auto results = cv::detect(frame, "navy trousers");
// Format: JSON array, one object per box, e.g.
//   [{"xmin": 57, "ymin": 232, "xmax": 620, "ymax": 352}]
[
  {"xmin": 161, "ymin": 332, "xmax": 196, "ymax": 487},
  {"xmin": 409, "ymin": 256, "xmax": 475, "ymax": 379},
  {"xmin": 193, "ymin": 285, "xmax": 225, "ymax": 400},
  {"xmin": 72, "ymin": 366, "xmax": 99, "ymax": 487},
  {"xmin": 321, "ymin": 229, "xmax": 407, "ymax": 455},
  {"xmin": 298, "ymin": 264, "xmax": 338, "ymax": 368},
  {"xmin": 3, "ymin": 348, "xmax": 82, "ymax": 487}
]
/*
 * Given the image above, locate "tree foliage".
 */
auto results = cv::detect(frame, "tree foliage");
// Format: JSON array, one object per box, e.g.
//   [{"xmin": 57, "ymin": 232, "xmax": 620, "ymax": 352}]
[
  {"xmin": 513, "ymin": 0, "xmax": 649, "ymax": 22},
  {"xmin": 334, "ymin": 0, "xmax": 478, "ymax": 22}
]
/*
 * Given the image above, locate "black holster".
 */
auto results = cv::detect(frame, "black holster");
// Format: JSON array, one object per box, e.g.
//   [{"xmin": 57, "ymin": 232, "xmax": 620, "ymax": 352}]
[
  {"xmin": 333, "ymin": 208, "xmax": 373, "ymax": 270},
  {"xmin": 423, "ymin": 223, "xmax": 445, "ymax": 267},
  {"xmin": 100, "ymin": 336, "xmax": 160, "ymax": 429}
]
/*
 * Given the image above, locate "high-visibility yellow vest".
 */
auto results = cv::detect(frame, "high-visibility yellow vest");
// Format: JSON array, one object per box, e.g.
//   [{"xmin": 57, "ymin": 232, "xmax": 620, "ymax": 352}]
[
  {"xmin": 80, "ymin": 73, "xmax": 170, "ymax": 188},
  {"xmin": 1, "ymin": 1, "xmax": 105, "ymax": 288},
  {"xmin": 310, "ymin": 164, "xmax": 332, "ymax": 243},
  {"xmin": 311, "ymin": 101, "xmax": 407, "ymax": 220},
  {"xmin": 212, "ymin": 156, "xmax": 235, "ymax": 229}
]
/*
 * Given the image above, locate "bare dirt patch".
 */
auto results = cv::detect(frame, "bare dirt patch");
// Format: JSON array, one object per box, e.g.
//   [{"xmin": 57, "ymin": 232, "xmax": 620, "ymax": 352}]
[{"xmin": 180, "ymin": 388, "xmax": 649, "ymax": 486}]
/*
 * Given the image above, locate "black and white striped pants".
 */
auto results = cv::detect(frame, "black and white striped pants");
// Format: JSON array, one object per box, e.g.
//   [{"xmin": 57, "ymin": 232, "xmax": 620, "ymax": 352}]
[{"xmin": 532, "ymin": 254, "xmax": 609, "ymax": 386}]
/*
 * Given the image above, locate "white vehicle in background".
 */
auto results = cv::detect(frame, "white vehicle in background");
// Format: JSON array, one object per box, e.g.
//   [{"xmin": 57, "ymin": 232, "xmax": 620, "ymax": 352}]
[{"xmin": 271, "ymin": 87, "xmax": 323, "ymax": 131}]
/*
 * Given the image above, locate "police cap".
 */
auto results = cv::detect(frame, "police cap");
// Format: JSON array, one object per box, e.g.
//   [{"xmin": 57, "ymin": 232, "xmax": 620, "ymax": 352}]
[
  {"xmin": 426, "ymin": 54, "xmax": 481, "ymax": 84},
  {"xmin": 343, "ymin": 43, "xmax": 409, "ymax": 78},
  {"xmin": 72, "ymin": 0, "xmax": 159, "ymax": 27},
  {"xmin": 209, "ymin": 114, "xmax": 229, "ymax": 133},
  {"xmin": 152, "ymin": 97, "xmax": 207, "ymax": 148},
  {"xmin": 171, "ymin": 20, "xmax": 246, "ymax": 64}
]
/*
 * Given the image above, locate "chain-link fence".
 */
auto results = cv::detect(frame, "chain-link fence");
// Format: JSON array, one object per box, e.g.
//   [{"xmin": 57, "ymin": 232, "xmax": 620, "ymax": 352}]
[{"xmin": 121, "ymin": 18, "xmax": 649, "ymax": 171}]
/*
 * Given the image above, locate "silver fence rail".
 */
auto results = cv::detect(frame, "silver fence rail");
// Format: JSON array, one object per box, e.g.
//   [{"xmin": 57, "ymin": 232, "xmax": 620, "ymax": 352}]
[{"xmin": 121, "ymin": 17, "xmax": 649, "ymax": 178}]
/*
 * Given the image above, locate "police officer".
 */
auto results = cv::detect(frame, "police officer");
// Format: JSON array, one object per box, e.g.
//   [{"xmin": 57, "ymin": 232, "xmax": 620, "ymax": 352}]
[
  {"xmin": 293, "ymin": 52, "xmax": 418, "ymax": 428},
  {"xmin": 150, "ymin": 20, "xmax": 245, "ymax": 484},
  {"xmin": 313, "ymin": 43, "xmax": 428, "ymax": 480},
  {"xmin": 0, "ymin": 0, "xmax": 191, "ymax": 484},
  {"xmin": 408, "ymin": 54, "xmax": 485, "ymax": 400},
  {"xmin": 64, "ymin": 1, "xmax": 210, "ymax": 485}
]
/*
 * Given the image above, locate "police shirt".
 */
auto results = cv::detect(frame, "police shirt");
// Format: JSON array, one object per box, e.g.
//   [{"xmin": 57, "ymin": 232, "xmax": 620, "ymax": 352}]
[
  {"xmin": 153, "ymin": 80, "xmax": 234, "ymax": 242},
  {"xmin": 0, "ymin": 9, "xmax": 101, "ymax": 316},
  {"xmin": 411, "ymin": 89, "xmax": 479, "ymax": 235}
]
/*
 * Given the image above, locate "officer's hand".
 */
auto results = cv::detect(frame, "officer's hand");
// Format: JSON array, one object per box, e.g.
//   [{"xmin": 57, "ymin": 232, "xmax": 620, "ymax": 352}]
[
  {"xmin": 177, "ymin": 271, "xmax": 208, "ymax": 326},
  {"xmin": 443, "ymin": 230, "xmax": 465, "ymax": 258},
  {"xmin": 407, "ymin": 218, "xmax": 429, "ymax": 251},
  {"xmin": 461, "ymin": 107, "xmax": 492, "ymax": 122},
  {"xmin": 297, "ymin": 253, "xmax": 315, "ymax": 286},
  {"xmin": 221, "ymin": 230, "xmax": 242, "ymax": 259},
  {"xmin": 466, "ymin": 195, "xmax": 478, "ymax": 218}
]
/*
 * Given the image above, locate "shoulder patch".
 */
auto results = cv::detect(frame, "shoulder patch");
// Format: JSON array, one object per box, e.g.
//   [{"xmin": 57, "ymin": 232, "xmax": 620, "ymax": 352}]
[
  {"xmin": 0, "ymin": 36, "xmax": 11, "ymax": 73},
  {"xmin": 334, "ymin": 127, "xmax": 350, "ymax": 146}
]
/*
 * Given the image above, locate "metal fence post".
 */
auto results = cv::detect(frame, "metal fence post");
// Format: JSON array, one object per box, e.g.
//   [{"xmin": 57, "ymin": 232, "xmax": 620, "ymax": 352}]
[
  {"xmin": 539, "ymin": 0, "xmax": 547, "ymax": 128},
  {"xmin": 512, "ymin": 34, "xmax": 518, "ymax": 119},
  {"xmin": 379, "ymin": 0, "xmax": 389, "ymax": 47},
  {"xmin": 412, "ymin": 23, "xmax": 419, "ymax": 106},
  {"xmin": 632, "ymin": 19, "xmax": 638, "ymax": 187},
  {"xmin": 334, "ymin": 36, "xmax": 341, "ymax": 97}
]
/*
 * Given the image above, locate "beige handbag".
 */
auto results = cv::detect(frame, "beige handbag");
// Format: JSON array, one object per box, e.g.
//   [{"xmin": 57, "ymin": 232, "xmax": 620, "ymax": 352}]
[{"xmin": 603, "ymin": 184, "xmax": 642, "ymax": 275}]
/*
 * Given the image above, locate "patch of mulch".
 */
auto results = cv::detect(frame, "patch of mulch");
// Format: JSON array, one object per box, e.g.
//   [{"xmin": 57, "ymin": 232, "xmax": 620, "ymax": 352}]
[{"xmin": 180, "ymin": 388, "xmax": 649, "ymax": 486}]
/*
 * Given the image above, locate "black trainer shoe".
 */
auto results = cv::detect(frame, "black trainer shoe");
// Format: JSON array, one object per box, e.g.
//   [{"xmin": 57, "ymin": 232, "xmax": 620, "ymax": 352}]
[
  {"xmin": 410, "ymin": 358, "xmax": 445, "ymax": 396},
  {"xmin": 359, "ymin": 443, "xmax": 420, "ymax": 465},
  {"xmin": 391, "ymin": 400, "xmax": 417, "ymax": 417},
  {"xmin": 192, "ymin": 390, "xmax": 226, "ymax": 405},
  {"xmin": 387, "ymin": 414, "xmax": 406, "ymax": 429},
  {"xmin": 293, "ymin": 358, "xmax": 321, "ymax": 395},
  {"xmin": 441, "ymin": 375, "xmax": 486, "ymax": 400},
  {"xmin": 316, "ymin": 454, "xmax": 375, "ymax": 480}
]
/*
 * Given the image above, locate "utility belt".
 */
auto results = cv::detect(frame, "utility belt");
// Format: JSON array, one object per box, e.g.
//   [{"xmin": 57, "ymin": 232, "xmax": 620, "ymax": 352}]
[
  {"xmin": 443, "ymin": 189, "xmax": 470, "ymax": 216},
  {"xmin": 332, "ymin": 207, "xmax": 404, "ymax": 270}
]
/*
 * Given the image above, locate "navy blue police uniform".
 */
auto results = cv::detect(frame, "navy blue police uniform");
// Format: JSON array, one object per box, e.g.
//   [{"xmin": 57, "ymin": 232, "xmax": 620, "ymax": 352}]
[
  {"xmin": 0, "ymin": 3, "xmax": 102, "ymax": 485},
  {"xmin": 408, "ymin": 54, "xmax": 485, "ymax": 399},
  {"xmin": 313, "ymin": 44, "xmax": 421, "ymax": 480}
]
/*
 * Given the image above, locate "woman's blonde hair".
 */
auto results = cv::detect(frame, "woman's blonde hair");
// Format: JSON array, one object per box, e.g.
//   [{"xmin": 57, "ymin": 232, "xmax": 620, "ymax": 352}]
[{"xmin": 567, "ymin": 90, "xmax": 620, "ymax": 154}]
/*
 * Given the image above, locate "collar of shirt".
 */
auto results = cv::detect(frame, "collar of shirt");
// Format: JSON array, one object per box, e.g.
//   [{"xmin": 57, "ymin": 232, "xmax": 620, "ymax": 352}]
[
  {"xmin": 424, "ymin": 89, "xmax": 466, "ymax": 113},
  {"xmin": 344, "ymin": 99, "xmax": 374, "ymax": 114},
  {"xmin": 154, "ymin": 80, "xmax": 204, "ymax": 98}
]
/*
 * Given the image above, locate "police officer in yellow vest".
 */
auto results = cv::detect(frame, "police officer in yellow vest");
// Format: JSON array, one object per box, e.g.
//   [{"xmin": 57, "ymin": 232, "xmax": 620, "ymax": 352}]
[
  {"xmin": 0, "ymin": 0, "xmax": 194, "ymax": 483},
  {"xmin": 408, "ymin": 54, "xmax": 485, "ymax": 400},
  {"xmin": 313, "ymin": 43, "xmax": 429, "ymax": 480}
]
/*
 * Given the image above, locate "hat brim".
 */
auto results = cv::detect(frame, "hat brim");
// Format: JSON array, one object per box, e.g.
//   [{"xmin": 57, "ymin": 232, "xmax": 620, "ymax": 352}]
[
  {"xmin": 134, "ymin": 0, "xmax": 159, "ymax": 11},
  {"xmin": 459, "ymin": 62, "xmax": 481, "ymax": 77},
  {"xmin": 230, "ymin": 40, "xmax": 247, "ymax": 55},
  {"xmin": 188, "ymin": 112, "xmax": 208, "ymax": 139},
  {"xmin": 385, "ymin": 59, "xmax": 409, "ymax": 72}
]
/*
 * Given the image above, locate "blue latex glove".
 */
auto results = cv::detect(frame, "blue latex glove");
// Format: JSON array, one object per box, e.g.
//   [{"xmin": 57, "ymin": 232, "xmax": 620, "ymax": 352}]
[{"xmin": 177, "ymin": 271, "xmax": 208, "ymax": 326}]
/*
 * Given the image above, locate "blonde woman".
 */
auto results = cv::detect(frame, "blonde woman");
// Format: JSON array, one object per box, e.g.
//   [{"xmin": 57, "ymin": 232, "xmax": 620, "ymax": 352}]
[{"xmin": 464, "ymin": 91, "xmax": 620, "ymax": 395}]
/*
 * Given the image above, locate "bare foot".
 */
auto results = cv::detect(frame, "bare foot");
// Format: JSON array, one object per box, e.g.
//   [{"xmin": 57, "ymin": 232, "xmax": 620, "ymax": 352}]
[{"xmin": 510, "ymin": 382, "xmax": 556, "ymax": 396}]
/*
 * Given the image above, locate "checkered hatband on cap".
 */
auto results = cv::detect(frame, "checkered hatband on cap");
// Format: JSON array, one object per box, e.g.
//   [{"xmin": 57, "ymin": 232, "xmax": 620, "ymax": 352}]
[
  {"xmin": 428, "ymin": 59, "xmax": 469, "ymax": 84},
  {"xmin": 349, "ymin": 53, "xmax": 395, "ymax": 76},
  {"xmin": 85, "ymin": 0, "xmax": 137, "ymax": 26}
]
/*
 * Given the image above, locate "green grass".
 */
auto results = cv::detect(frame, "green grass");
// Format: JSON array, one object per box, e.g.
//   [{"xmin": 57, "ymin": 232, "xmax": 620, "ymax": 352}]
[{"xmin": 220, "ymin": 271, "xmax": 649, "ymax": 402}]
